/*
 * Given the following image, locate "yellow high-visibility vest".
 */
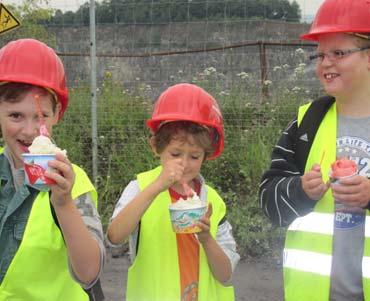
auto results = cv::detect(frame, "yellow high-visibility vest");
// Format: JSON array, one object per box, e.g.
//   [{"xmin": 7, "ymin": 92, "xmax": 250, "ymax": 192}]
[
  {"xmin": 126, "ymin": 166, "xmax": 235, "ymax": 301},
  {"xmin": 283, "ymin": 102, "xmax": 370, "ymax": 300},
  {"xmin": 0, "ymin": 162, "xmax": 97, "ymax": 301}
]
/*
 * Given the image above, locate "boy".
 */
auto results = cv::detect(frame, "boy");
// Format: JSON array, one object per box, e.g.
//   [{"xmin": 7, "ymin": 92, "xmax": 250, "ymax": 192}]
[
  {"xmin": 259, "ymin": 0, "xmax": 370, "ymax": 300},
  {"xmin": 107, "ymin": 83, "xmax": 240, "ymax": 300},
  {"xmin": 0, "ymin": 39, "xmax": 105, "ymax": 300}
]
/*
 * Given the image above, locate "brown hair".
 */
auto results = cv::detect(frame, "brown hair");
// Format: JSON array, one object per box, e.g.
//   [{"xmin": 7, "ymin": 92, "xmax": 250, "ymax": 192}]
[
  {"xmin": 0, "ymin": 82, "xmax": 58, "ymax": 112},
  {"xmin": 151, "ymin": 121, "xmax": 215, "ymax": 159},
  {"xmin": 352, "ymin": 33, "xmax": 370, "ymax": 47}
]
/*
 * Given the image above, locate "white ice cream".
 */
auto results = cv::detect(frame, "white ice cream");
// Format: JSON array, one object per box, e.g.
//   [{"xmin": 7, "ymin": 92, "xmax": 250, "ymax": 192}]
[
  {"xmin": 169, "ymin": 194, "xmax": 206, "ymax": 210},
  {"xmin": 28, "ymin": 135, "xmax": 67, "ymax": 155}
]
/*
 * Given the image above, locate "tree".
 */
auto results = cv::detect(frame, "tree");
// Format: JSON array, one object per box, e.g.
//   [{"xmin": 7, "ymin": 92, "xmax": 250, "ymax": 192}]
[
  {"xmin": 1, "ymin": 0, "xmax": 56, "ymax": 47},
  {"xmin": 47, "ymin": 0, "xmax": 302, "ymax": 25}
]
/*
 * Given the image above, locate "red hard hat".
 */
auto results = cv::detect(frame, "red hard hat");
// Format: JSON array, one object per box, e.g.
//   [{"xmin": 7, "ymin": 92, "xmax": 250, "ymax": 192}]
[
  {"xmin": 301, "ymin": 0, "xmax": 370, "ymax": 41},
  {"xmin": 0, "ymin": 39, "xmax": 68, "ymax": 119},
  {"xmin": 147, "ymin": 83, "xmax": 224, "ymax": 159}
]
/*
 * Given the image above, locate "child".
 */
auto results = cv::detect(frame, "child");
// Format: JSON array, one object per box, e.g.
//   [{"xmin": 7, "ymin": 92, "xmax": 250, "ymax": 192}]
[
  {"xmin": 259, "ymin": 0, "xmax": 370, "ymax": 300},
  {"xmin": 107, "ymin": 83, "xmax": 240, "ymax": 301},
  {"xmin": 0, "ymin": 39, "xmax": 105, "ymax": 300}
]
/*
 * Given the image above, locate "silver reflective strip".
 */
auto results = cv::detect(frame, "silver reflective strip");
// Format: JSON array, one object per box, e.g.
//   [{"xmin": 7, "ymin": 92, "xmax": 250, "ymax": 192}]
[
  {"xmin": 288, "ymin": 212, "xmax": 334, "ymax": 235},
  {"xmin": 284, "ymin": 249, "xmax": 332, "ymax": 276},
  {"xmin": 362, "ymin": 256, "xmax": 370, "ymax": 279},
  {"xmin": 364, "ymin": 216, "xmax": 370, "ymax": 238}
]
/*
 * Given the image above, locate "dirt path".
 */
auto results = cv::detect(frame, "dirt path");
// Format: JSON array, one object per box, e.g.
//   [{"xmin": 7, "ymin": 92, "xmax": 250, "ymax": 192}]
[{"xmin": 100, "ymin": 250, "xmax": 283, "ymax": 301}]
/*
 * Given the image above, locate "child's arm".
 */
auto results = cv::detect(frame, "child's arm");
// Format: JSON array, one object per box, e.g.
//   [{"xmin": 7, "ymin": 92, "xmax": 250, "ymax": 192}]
[
  {"xmin": 107, "ymin": 158, "xmax": 184, "ymax": 245},
  {"xmin": 259, "ymin": 117, "xmax": 322, "ymax": 227},
  {"xmin": 68, "ymin": 193, "xmax": 105, "ymax": 288},
  {"xmin": 46, "ymin": 153, "xmax": 102, "ymax": 285},
  {"xmin": 107, "ymin": 179, "xmax": 165, "ymax": 244},
  {"xmin": 197, "ymin": 203, "xmax": 233, "ymax": 283}
]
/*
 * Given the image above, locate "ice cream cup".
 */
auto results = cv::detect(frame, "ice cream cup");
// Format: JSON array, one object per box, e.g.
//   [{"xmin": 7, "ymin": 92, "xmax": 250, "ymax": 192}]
[
  {"xmin": 330, "ymin": 158, "xmax": 358, "ymax": 185},
  {"xmin": 169, "ymin": 205, "xmax": 207, "ymax": 234},
  {"xmin": 330, "ymin": 172, "xmax": 357, "ymax": 185},
  {"xmin": 22, "ymin": 154, "xmax": 56, "ymax": 191}
]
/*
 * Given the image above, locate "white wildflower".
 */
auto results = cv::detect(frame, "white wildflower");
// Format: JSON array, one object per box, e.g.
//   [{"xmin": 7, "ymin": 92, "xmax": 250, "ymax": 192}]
[
  {"xmin": 295, "ymin": 48, "xmax": 305, "ymax": 55},
  {"xmin": 294, "ymin": 66, "xmax": 305, "ymax": 76},
  {"xmin": 237, "ymin": 72, "xmax": 250, "ymax": 79},
  {"xmin": 206, "ymin": 67, "xmax": 217, "ymax": 73}
]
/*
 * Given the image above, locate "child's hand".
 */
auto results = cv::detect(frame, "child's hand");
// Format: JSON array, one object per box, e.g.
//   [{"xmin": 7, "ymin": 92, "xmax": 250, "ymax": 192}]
[
  {"xmin": 155, "ymin": 158, "xmax": 184, "ymax": 191},
  {"xmin": 331, "ymin": 175, "xmax": 370, "ymax": 208},
  {"xmin": 45, "ymin": 152, "xmax": 75, "ymax": 207},
  {"xmin": 197, "ymin": 203, "xmax": 213, "ymax": 244},
  {"xmin": 301, "ymin": 163, "xmax": 329, "ymax": 200}
]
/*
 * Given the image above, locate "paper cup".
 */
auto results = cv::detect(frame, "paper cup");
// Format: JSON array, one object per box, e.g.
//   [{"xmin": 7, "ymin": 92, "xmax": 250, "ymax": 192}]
[
  {"xmin": 330, "ymin": 171, "xmax": 357, "ymax": 185},
  {"xmin": 169, "ymin": 205, "xmax": 207, "ymax": 234},
  {"xmin": 22, "ymin": 154, "xmax": 56, "ymax": 191}
]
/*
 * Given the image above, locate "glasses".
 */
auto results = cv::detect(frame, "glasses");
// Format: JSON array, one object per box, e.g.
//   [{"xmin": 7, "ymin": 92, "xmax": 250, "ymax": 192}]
[{"xmin": 309, "ymin": 47, "xmax": 370, "ymax": 62}]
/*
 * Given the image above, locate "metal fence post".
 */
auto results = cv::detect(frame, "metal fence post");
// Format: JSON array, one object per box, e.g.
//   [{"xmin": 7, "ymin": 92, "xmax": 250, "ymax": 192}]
[
  {"xmin": 258, "ymin": 41, "xmax": 268, "ymax": 102},
  {"xmin": 89, "ymin": 0, "xmax": 98, "ymax": 185}
]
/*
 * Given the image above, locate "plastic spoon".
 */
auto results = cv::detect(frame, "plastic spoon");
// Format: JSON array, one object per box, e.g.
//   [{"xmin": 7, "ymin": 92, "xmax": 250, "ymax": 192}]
[
  {"xmin": 319, "ymin": 150, "xmax": 326, "ymax": 166},
  {"xmin": 182, "ymin": 181, "xmax": 195, "ymax": 197},
  {"xmin": 34, "ymin": 94, "xmax": 50, "ymax": 137}
]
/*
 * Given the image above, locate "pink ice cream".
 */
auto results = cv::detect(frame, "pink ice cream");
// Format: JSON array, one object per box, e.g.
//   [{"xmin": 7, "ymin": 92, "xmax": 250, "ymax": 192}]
[{"xmin": 330, "ymin": 158, "xmax": 357, "ymax": 178}]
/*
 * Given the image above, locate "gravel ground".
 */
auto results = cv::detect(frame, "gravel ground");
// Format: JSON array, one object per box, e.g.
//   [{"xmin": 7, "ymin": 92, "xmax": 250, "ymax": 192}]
[{"xmin": 100, "ymin": 249, "xmax": 283, "ymax": 301}]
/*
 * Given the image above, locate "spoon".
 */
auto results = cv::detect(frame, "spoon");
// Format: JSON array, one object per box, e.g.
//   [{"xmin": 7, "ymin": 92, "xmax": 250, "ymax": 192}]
[
  {"xmin": 182, "ymin": 181, "xmax": 195, "ymax": 197},
  {"xmin": 34, "ymin": 94, "xmax": 50, "ymax": 137}
]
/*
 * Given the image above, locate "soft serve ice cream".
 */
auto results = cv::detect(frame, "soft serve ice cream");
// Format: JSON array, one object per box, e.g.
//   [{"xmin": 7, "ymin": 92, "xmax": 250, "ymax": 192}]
[
  {"xmin": 169, "ymin": 194, "xmax": 206, "ymax": 210},
  {"xmin": 330, "ymin": 158, "xmax": 357, "ymax": 180},
  {"xmin": 28, "ymin": 135, "xmax": 66, "ymax": 155}
]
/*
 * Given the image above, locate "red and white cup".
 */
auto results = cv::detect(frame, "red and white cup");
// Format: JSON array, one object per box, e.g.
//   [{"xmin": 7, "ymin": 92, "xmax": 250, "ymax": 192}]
[{"xmin": 22, "ymin": 153, "xmax": 56, "ymax": 191}]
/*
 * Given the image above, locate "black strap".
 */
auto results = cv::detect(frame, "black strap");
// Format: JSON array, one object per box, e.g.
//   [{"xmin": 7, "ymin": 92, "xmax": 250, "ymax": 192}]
[
  {"xmin": 84, "ymin": 279, "xmax": 105, "ymax": 301},
  {"xmin": 49, "ymin": 195, "xmax": 105, "ymax": 301},
  {"xmin": 219, "ymin": 215, "xmax": 227, "ymax": 226},
  {"xmin": 135, "ymin": 221, "xmax": 141, "ymax": 256},
  {"xmin": 295, "ymin": 96, "xmax": 336, "ymax": 174}
]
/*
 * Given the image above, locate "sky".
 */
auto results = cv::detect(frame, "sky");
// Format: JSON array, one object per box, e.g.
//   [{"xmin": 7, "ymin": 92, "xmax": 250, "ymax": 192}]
[
  {"xmin": 295, "ymin": 0, "xmax": 324, "ymax": 17},
  {"xmin": 5, "ymin": 0, "xmax": 324, "ymax": 17}
]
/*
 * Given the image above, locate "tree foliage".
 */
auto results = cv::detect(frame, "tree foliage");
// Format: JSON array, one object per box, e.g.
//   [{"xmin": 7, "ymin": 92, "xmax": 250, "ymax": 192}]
[
  {"xmin": 0, "ymin": 0, "xmax": 56, "ymax": 47},
  {"xmin": 48, "ymin": 0, "xmax": 301, "ymax": 26}
]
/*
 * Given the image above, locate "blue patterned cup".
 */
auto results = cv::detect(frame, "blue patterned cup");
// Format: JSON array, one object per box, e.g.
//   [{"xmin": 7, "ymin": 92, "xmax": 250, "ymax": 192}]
[{"xmin": 169, "ymin": 205, "xmax": 207, "ymax": 233}]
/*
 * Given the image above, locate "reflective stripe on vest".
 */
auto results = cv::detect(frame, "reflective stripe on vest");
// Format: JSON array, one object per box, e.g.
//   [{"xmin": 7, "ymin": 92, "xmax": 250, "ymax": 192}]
[
  {"xmin": 283, "ymin": 102, "xmax": 370, "ymax": 300},
  {"xmin": 126, "ymin": 166, "xmax": 235, "ymax": 301},
  {"xmin": 0, "ymin": 164, "xmax": 97, "ymax": 301},
  {"xmin": 288, "ymin": 212, "xmax": 333, "ymax": 235},
  {"xmin": 284, "ymin": 249, "xmax": 332, "ymax": 276}
]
